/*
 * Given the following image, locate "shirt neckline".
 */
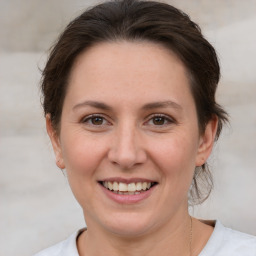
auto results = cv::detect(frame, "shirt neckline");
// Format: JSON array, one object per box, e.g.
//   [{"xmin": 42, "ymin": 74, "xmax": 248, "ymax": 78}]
[{"xmin": 71, "ymin": 220, "xmax": 222, "ymax": 256}]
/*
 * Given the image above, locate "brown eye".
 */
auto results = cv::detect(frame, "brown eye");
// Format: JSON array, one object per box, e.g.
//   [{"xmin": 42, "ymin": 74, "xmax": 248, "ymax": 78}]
[
  {"xmin": 82, "ymin": 115, "xmax": 109, "ymax": 126},
  {"xmin": 152, "ymin": 116, "xmax": 166, "ymax": 125},
  {"xmin": 145, "ymin": 114, "xmax": 175, "ymax": 128},
  {"xmin": 91, "ymin": 116, "xmax": 104, "ymax": 125}
]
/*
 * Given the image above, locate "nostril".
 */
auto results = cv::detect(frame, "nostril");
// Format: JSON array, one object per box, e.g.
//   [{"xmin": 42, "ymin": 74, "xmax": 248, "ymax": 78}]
[
  {"xmin": 108, "ymin": 148, "xmax": 147, "ymax": 169},
  {"xmin": 108, "ymin": 152, "xmax": 137, "ymax": 169}
]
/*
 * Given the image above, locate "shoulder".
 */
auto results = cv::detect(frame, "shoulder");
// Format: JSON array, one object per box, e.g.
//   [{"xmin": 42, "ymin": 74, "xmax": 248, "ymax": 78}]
[
  {"xmin": 200, "ymin": 220, "xmax": 256, "ymax": 256},
  {"xmin": 33, "ymin": 240, "xmax": 63, "ymax": 256},
  {"xmin": 33, "ymin": 229, "xmax": 85, "ymax": 256}
]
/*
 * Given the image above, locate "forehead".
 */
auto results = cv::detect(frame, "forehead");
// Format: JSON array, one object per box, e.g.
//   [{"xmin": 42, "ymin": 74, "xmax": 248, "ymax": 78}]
[{"xmin": 66, "ymin": 41, "xmax": 194, "ymax": 110}]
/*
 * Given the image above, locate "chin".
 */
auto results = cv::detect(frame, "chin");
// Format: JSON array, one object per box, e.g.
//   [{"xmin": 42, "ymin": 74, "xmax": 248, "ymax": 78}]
[{"xmin": 100, "ymin": 212, "xmax": 156, "ymax": 238}]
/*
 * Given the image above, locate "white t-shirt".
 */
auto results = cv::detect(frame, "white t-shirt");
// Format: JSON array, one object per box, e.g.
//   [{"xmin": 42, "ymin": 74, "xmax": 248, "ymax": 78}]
[{"xmin": 34, "ymin": 220, "xmax": 256, "ymax": 256}]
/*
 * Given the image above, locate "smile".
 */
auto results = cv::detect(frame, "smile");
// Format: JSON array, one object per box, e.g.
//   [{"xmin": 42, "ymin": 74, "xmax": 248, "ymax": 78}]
[{"xmin": 99, "ymin": 181, "xmax": 157, "ymax": 195}]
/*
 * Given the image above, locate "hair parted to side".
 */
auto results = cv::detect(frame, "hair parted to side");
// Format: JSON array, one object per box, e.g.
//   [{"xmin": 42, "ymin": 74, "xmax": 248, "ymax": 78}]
[{"xmin": 41, "ymin": 0, "xmax": 228, "ymax": 205}]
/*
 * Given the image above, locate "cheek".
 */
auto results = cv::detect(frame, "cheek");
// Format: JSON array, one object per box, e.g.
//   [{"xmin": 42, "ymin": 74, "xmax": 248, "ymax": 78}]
[
  {"xmin": 150, "ymin": 133, "xmax": 198, "ymax": 183},
  {"xmin": 60, "ymin": 133, "xmax": 108, "ymax": 207},
  {"xmin": 60, "ymin": 132, "xmax": 107, "ymax": 177}
]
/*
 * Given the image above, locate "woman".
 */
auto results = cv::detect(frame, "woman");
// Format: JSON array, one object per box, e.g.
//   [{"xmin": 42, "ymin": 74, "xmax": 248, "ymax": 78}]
[{"xmin": 35, "ymin": 0, "xmax": 256, "ymax": 255}]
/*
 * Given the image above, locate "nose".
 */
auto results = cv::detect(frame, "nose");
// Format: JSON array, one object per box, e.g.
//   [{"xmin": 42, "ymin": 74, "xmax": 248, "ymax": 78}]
[{"xmin": 107, "ymin": 124, "xmax": 147, "ymax": 169}]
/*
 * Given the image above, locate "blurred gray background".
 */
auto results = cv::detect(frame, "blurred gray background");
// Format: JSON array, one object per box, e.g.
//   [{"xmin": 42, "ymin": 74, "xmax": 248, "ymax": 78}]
[{"xmin": 0, "ymin": 0, "xmax": 255, "ymax": 255}]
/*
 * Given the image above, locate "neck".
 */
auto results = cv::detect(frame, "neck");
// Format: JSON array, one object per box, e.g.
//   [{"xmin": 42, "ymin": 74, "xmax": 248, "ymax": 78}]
[{"xmin": 78, "ymin": 212, "xmax": 192, "ymax": 256}]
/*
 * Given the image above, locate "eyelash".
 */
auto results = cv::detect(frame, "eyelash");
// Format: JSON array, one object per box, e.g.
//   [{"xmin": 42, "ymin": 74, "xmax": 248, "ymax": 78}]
[
  {"xmin": 145, "ymin": 114, "xmax": 175, "ymax": 127},
  {"xmin": 81, "ymin": 114, "xmax": 111, "ymax": 126},
  {"xmin": 81, "ymin": 113, "xmax": 176, "ymax": 128}
]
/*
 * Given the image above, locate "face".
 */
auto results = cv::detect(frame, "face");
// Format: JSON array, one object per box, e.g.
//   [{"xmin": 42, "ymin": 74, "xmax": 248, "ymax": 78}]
[{"xmin": 47, "ymin": 41, "xmax": 216, "ymax": 237}]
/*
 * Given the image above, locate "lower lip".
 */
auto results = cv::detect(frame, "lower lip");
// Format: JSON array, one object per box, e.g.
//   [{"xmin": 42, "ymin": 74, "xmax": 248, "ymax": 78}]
[{"xmin": 99, "ymin": 184, "xmax": 157, "ymax": 204}]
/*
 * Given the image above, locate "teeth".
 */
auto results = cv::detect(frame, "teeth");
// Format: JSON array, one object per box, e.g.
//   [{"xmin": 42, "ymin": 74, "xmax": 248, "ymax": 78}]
[
  {"xmin": 127, "ymin": 183, "xmax": 136, "ymax": 192},
  {"xmin": 136, "ymin": 182, "xmax": 142, "ymax": 190},
  {"xmin": 102, "ymin": 181, "xmax": 154, "ymax": 193},
  {"xmin": 113, "ymin": 181, "xmax": 119, "ymax": 191},
  {"xmin": 119, "ymin": 182, "xmax": 128, "ymax": 192},
  {"xmin": 108, "ymin": 181, "xmax": 113, "ymax": 190}
]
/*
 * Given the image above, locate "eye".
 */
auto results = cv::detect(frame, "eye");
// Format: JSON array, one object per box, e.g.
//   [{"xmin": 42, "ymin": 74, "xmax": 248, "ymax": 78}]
[
  {"xmin": 90, "ymin": 116, "xmax": 104, "ymax": 125},
  {"xmin": 82, "ymin": 114, "xmax": 110, "ymax": 126},
  {"xmin": 146, "ymin": 114, "xmax": 175, "ymax": 127},
  {"xmin": 152, "ymin": 116, "xmax": 167, "ymax": 125}
]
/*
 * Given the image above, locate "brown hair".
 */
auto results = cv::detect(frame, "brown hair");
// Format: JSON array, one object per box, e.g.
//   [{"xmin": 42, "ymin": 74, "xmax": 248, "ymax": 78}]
[{"xmin": 41, "ymin": 0, "xmax": 228, "ymax": 204}]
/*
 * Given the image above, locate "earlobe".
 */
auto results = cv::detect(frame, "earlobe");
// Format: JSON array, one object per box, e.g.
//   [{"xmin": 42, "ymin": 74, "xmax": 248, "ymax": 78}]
[
  {"xmin": 46, "ymin": 114, "xmax": 65, "ymax": 169},
  {"xmin": 196, "ymin": 116, "xmax": 218, "ymax": 167}
]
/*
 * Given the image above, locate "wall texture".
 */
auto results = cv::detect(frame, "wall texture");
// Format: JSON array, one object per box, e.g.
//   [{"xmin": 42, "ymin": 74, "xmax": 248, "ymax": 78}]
[{"xmin": 0, "ymin": 1, "xmax": 256, "ymax": 255}]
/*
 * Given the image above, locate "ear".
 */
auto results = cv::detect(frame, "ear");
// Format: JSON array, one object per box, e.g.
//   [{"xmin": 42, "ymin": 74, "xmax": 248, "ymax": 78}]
[
  {"xmin": 46, "ymin": 114, "xmax": 65, "ymax": 169},
  {"xmin": 196, "ymin": 116, "xmax": 218, "ymax": 167}
]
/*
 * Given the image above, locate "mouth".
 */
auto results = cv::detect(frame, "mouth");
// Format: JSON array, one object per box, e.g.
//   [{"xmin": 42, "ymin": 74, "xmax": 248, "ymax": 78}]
[{"xmin": 99, "ymin": 180, "xmax": 158, "ymax": 195}]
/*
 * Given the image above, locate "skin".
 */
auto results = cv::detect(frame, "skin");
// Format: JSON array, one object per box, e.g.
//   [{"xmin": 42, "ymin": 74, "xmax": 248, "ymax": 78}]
[{"xmin": 47, "ymin": 41, "xmax": 218, "ymax": 256}]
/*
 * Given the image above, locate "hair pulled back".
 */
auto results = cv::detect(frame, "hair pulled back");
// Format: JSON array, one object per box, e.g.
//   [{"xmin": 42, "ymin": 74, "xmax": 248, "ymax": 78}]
[{"xmin": 41, "ymin": 0, "xmax": 228, "ymax": 204}]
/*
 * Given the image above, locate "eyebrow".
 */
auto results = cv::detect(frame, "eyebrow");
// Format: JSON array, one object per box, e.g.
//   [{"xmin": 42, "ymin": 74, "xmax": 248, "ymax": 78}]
[
  {"xmin": 73, "ymin": 100, "xmax": 112, "ymax": 111},
  {"xmin": 73, "ymin": 100, "xmax": 182, "ymax": 111},
  {"xmin": 142, "ymin": 101, "xmax": 182, "ymax": 111}
]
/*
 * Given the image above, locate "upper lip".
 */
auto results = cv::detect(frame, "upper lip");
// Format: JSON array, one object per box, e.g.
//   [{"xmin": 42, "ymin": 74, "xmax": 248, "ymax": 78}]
[{"xmin": 98, "ymin": 177, "xmax": 158, "ymax": 184}]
